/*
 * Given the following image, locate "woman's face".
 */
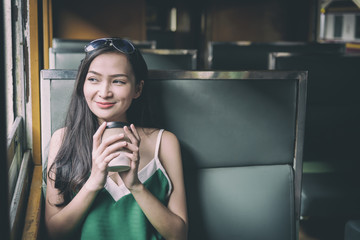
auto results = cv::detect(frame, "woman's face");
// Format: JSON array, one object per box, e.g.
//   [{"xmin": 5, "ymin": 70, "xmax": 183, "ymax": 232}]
[{"xmin": 83, "ymin": 52, "xmax": 142, "ymax": 123}]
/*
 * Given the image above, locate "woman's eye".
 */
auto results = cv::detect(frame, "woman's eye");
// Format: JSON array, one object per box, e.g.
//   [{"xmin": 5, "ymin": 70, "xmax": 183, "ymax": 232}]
[
  {"xmin": 87, "ymin": 77, "xmax": 98, "ymax": 82},
  {"xmin": 113, "ymin": 79, "xmax": 126, "ymax": 84}
]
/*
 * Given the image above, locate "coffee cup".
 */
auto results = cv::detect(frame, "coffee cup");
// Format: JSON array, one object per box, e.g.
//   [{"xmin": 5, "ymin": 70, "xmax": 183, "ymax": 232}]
[{"xmin": 102, "ymin": 122, "xmax": 131, "ymax": 172}]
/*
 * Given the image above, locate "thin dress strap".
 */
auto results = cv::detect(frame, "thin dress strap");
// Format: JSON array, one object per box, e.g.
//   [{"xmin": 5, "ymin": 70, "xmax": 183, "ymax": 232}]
[{"xmin": 154, "ymin": 129, "xmax": 164, "ymax": 159}]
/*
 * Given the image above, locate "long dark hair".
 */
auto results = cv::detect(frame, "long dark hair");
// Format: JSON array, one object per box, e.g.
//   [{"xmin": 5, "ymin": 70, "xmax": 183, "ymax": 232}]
[{"xmin": 48, "ymin": 42, "xmax": 149, "ymax": 206}]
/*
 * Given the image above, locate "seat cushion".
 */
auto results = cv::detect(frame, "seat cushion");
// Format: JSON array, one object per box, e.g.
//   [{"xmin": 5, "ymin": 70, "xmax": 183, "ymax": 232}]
[
  {"xmin": 301, "ymin": 173, "xmax": 360, "ymax": 217},
  {"xmin": 186, "ymin": 165, "xmax": 295, "ymax": 240},
  {"xmin": 345, "ymin": 220, "xmax": 360, "ymax": 240}
]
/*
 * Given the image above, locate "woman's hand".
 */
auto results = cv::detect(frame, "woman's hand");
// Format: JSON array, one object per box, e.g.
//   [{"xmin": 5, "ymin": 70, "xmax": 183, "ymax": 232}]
[
  {"xmin": 85, "ymin": 122, "xmax": 127, "ymax": 191},
  {"xmin": 119, "ymin": 124, "xmax": 142, "ymax": 190}
]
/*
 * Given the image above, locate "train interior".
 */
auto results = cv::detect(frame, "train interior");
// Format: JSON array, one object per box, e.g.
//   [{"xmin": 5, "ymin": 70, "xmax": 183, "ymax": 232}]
[{"xmin": 1, "ymin": 0, "xmax": 360, "ymax": 239}]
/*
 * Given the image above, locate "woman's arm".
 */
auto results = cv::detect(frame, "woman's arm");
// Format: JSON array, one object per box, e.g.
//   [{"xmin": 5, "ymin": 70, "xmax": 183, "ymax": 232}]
[
  {"xmin": 121, "ymin": 127, "xmax": 188, "ymax": 240},
  {"xmin": 45, "ymin": 123, "xmax": 127, "ymax": 239}
]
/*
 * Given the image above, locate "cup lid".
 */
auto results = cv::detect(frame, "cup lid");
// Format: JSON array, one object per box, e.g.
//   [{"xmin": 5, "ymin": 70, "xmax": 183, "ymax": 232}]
[{"xmin": 106, "ymin": 122, "xmax": 130, "ymax": 129}]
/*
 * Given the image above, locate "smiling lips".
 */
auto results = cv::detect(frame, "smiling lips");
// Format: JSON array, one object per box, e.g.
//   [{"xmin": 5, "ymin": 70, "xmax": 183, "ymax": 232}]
[{"xmin": 96, "ymin": 101, "xmax": 115, "ymax": 108}]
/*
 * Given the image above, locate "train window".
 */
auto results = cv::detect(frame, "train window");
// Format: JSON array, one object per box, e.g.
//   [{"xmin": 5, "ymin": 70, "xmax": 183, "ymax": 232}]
[
  {"xmin": 4, "ymin": 0, "xmax": 29, "ymax": 136},
  {"xmin": 4, "ymin": 0, "xmax": 14, "ymax": 135},
  {"xmin": 3, "ymin": 0, "xmax": 34, "ymax": 238}
]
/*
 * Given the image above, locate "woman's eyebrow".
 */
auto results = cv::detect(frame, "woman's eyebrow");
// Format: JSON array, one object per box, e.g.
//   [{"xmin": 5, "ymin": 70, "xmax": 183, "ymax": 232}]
[
  {"xmin": 109, "ymin": 73, "xmax": 129, "ymax": 78},
  {"xmin": 87, "ymin": 70, "xmax": 128, "ymax": 78},
  {"xmin": 87, "ymin": 70, "xmax": 102, "ymax": 76}
]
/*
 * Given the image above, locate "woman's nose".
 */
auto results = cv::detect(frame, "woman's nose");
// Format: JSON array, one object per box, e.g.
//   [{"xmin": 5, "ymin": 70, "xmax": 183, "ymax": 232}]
[{"xmin": 98, "ymin": 83, "xmax": 112, "ymax": 98}]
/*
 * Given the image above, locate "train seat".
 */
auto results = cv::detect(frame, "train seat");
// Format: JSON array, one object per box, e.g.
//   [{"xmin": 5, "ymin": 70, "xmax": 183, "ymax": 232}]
[
  {"xmin": 52, "ymin": 38, "xmax": 156, "ymax": 50},
  {"xmin": 345, "ymin": 219, "xmax": 360, "ymax": 240},
  {"xmin": 207, "ymin": 41, "xmax": 346, "ymax": 70},
  {"xmin": 40, "ymin": 69, "xmax": 307, "ymax": 240},
  {"xmin": 140, "ymin": 49, "xmax": 197, "ymax": 70},
  {"xmin": 269, "ymin": 52, "xmax": 360, "ymax": 219},
  {"xmin": 50, "ymin": 38, "xmax": 197, "ymax": 71},
  {"xmin": 49, "ymin": 38, "xmax": 157, "ymax": 69}
]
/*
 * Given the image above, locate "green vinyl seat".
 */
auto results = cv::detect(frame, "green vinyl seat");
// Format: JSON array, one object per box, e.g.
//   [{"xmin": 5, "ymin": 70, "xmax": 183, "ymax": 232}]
[
  {"xmin": 269, "ymin": 52, "xmax": 360, "ymax": 218},
  {"xmin": 139, "ymin": 49, "xmax": 197, "ymax": 70},
  {"xmin": 49, "ymin": 38, "xmax": 157, "ymax": 69},
  {"xmin": 345, "ymin": 220, "xmax": 360, "ymax": 240},
  {"xmin": 40, "ymin": 69, "xmax": 307, "ymax": 240},
  {"xmin": 208, "ymin": 41, "xmax": 345, "ymax": 70}
]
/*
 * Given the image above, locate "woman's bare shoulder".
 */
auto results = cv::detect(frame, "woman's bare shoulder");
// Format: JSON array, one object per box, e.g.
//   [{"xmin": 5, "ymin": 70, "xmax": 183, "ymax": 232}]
[
  {"xmin": 52, "ymin": 127, "xmax": 66, "ymax": 141},
  {"xmin": 50, "ymin": 128, "xmax": 66, "ymax": 149},
  {"xmin": 161, "ymin": 130, "xmax": 179, "ymax": 147},
  {"xmin": 158, "ymin": 130, "xmax": 181, "ymax": 164},
  {"xmin": 47, "ymin": 128, "xmax": 66, "ymax": 167},
  {"xmin": 139, "ymin": 128, "xmax": 178, "ymax": 145}
]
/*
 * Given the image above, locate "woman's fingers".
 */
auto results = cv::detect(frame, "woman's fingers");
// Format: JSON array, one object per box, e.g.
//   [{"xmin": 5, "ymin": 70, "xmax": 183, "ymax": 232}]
[
  {"xmin": 122, "ymin": 144, "xmax": 139, "ymax": 162},
  {"xmin": 94, "ymin": 133, "xmax": 125, "ymax": 157},
  {"xmin": 122, "ymin": 124, "xmax": 141, "ymax": 162},
  {"xmin": 93, "ymin": 124, "xmax": 141, "ymax": 174},
  {"xmin": 103, "ymin": 151, "xmax": 121, "ymax": 163},
  {"xmin": 101, "ymin": 133, "xmax": 125, "ymax": 147},
  {"xmin": 93, "ymin": 122, "xmax": 107, "ymax": 150},
  {"xmin": 124, "ymin": 125, "xmax": 140, "ymax": 145},
  {"xmin": 123, "ymin": 142, "xmax": 138, "ymax": 154},
  {"xmin": 96, "ymin": 151, "xmax": 121, "ymax": 170},
  {"xmin": 96, "ymin": 141, "xmax": 127, "ymax": 163},
  {"xmin": 130, "ymin": 124, "xmax": 140, "ymax": 141}
]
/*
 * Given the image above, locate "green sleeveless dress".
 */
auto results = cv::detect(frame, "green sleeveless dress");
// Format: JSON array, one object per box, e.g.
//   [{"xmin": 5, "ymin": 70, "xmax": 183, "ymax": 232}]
[{"xmin": 80, "ymin": 129, "xmax": 172, "ymax": 240}]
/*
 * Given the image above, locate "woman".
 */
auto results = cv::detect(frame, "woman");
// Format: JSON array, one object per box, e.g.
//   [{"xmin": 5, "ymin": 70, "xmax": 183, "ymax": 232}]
[{"xmin": 45, "ymin": 38, "xmax": 188, "ymax": 240}]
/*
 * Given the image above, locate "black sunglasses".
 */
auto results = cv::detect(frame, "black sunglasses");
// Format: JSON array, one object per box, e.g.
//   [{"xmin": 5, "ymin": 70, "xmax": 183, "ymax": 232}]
[{"xmin": 84, "ymin": 38, "xmax": 136, "ymax": 54}]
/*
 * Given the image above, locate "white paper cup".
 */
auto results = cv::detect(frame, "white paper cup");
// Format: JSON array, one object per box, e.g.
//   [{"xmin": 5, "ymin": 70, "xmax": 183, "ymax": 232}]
[
  {"xmin": 102, "ymin": 122, "xmax": 131, "ymax": 172},
  {"xmin": 107, "ymin": 153, "xmax": 131, "ymax": 172}
]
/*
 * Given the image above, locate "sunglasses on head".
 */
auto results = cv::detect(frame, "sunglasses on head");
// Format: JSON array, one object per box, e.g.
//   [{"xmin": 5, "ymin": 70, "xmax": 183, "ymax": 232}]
[{"xmin": 84, "ymin": 38, "xmax": 136, "ymax": 54}]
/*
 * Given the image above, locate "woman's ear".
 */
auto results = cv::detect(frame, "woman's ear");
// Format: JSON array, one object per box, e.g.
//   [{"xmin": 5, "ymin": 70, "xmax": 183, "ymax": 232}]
[{"xmin": 134, "ymin": 80, "xmax": 144, "ymax": 99}]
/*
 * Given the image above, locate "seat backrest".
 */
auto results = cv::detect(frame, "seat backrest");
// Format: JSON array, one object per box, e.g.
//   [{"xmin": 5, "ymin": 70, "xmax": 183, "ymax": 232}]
[
  {"xmin": 49, "ymin": 48, "xmax": 84, "ymax": 69},
  {"xmin": 49, "ymin": 38, "xmax": 157, "ymax": 69},
  {"xmin": 52, "ymin": 38, "xmax": 156, "ymax": 50},
  {"xmin": 147, "ymin": 70, "xmax": 306, "ymax": 240},
  {"xmin": 140, "ymin": 49, "xmax": 197, "ymax": 70},
  {"xmin": 40, "ymin": 70, "xmax": 76, "ymax": 165},
  {"xmin": 40, "ymin": 69, "xmax": 307, "ymax": 240},
  {"xmin": 269, "ymin": 52, "xmax": 360, "ymax": 169},
  {"xmin": 208, "ymin": 41, "xmax": 346, "ymax": 70}
]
